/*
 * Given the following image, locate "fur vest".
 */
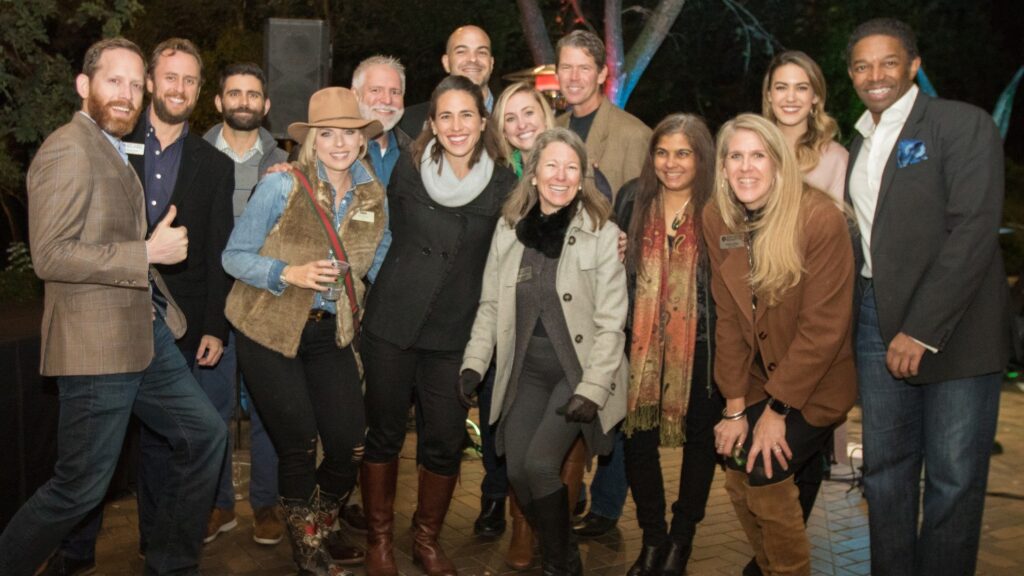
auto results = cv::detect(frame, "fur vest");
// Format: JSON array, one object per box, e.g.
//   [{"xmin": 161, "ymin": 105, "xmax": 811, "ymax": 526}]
[{"xmin": 225, "ymin": 161, "xmax": 386, "ymax": 357}]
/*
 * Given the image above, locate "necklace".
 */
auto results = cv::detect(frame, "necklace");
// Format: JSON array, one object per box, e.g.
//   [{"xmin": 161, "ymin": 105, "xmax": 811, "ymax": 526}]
[{"xmin": 669, "ymin": 197, "xmax": 692, "ymax": 231}]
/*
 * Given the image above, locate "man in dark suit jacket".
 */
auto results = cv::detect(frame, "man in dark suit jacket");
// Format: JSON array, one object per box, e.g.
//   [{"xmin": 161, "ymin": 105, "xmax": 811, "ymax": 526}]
[
  {"xmin": 0, "ymin": 38, "xmax": 226, "ymax": 576},
  {"xmin": 128, "ymin": 38, "xmax": 235, "ymax": 551},
  {"xmin": 846, "ymin": 18, "xmax": 1008, "ymax": 576}
]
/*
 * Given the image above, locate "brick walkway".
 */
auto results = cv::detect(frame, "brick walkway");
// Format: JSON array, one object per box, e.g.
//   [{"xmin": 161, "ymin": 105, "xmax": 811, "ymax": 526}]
[{"xmin": 82, "ymin": 382, "xmax": 1024, "ymax": 575}]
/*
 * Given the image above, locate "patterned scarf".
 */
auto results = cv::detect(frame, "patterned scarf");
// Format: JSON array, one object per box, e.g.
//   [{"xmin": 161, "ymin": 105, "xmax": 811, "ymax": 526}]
[{"xmin": 623, "ymin": 199, "xmax": 699, "ymax": 447}]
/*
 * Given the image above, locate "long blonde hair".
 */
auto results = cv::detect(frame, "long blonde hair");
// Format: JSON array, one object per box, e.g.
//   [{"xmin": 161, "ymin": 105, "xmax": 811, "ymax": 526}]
[
  {"xmin": 761, "ymin": 51, "xmax": 840, "ymax": 174},
  {"xmin": 502, "ymin": 128, "xmax": 611, "ymax": 229},
  {"xmin": 714, "ymin": 114, "xmax": 805, "ymax": 306},
  {"xmin": 490, "ymin": 81, "xmax": 556, "ymax": 164}
]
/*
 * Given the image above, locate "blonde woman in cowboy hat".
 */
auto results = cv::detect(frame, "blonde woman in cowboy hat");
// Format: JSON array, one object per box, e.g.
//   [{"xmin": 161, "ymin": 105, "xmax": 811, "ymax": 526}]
[{"xmin": 222, "ymin": 87, "xmax": 389, "ymax": 576}]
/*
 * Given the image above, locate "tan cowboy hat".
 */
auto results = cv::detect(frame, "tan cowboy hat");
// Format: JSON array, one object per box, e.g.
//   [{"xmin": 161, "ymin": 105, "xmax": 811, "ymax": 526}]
[{"xmin": 287, "ymin": 87, "xmax": 383, "ymax": 142}]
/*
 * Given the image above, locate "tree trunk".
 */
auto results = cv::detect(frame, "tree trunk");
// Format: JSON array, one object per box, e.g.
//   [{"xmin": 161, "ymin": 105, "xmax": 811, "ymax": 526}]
[
  {"xmin": 516, "ymin": 0, "xmax": 687, "ymax": 107},
  {"xmin": 604, "ymin": 0, "xmax": 626, "ymax": 104},
  {"xmin": 619, "ymin": 0, "xmax": 687, "ymax": 105},
  {"xmin": 517, "ymin": 0, "xmax": 554, "ymax": 66}
]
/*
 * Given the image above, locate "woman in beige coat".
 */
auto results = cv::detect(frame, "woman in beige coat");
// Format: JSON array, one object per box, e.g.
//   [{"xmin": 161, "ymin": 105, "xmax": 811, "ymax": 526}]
[{"xmin": 460, "ymin": 128, "xmax": 628, "ymax": 576}]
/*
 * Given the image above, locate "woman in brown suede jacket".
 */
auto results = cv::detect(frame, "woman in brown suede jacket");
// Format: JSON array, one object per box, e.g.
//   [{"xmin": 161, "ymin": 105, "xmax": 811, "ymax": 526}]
[{"xmin": 702, "ymin": 114, "xmax": 856, "ymax": 576}]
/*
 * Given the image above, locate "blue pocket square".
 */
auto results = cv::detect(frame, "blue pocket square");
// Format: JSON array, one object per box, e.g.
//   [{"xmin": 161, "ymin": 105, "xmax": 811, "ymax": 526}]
[{"xmin": 897, "ymin": 139, "xmax": 928, "ymax": 168}]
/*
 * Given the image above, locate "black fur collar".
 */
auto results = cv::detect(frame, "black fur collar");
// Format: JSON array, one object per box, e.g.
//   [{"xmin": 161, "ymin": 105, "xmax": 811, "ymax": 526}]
[{"xmin": 515, "ymin": 199, "xmax": 578, "ymax": 259}]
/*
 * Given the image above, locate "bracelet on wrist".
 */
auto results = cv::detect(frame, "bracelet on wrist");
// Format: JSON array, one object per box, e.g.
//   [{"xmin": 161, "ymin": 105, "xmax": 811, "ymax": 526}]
[{"xmin": 721, "ymin": 407, "xmax": 746, "ymax": 421}]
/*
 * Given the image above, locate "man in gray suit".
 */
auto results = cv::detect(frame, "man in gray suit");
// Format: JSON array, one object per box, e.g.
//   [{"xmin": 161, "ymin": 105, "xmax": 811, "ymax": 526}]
[
  {"xmin": 846, "ymin": 18, "xmax": 1008, "ymax": 576},
  {"xmin": 0, "ymin": 37, "xmax": 226, "ymax": 576}
]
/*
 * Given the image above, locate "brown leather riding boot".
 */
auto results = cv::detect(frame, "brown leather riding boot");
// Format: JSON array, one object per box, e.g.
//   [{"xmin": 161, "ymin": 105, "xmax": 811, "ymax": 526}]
[
  {"xmin": 361, "ymin": 460, "xmax": 399, "ymax": 576},
  {"xmin": 724, "ymin": 469, "xmax": 768, "ymax": 572},
  {"xmin": 412, "ymin": 467, "xmax": 459, "ymax": 576},
  {"xmin": 746, "ymin": 478, "xmax": 810, "ymax": 576},
  {"xmin": 561, "ymin": 438, "xmax": 588, "ymax": 517},
  {"xmin": 505, "ymin": 490, "xmax": 534, "ymax": 570}
]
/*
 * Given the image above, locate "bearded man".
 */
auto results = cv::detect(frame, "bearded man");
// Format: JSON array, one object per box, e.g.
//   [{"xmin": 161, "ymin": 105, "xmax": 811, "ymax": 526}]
[{"xmin": 0, "ymin": 37, "xmax": 227, "ymax": 576}]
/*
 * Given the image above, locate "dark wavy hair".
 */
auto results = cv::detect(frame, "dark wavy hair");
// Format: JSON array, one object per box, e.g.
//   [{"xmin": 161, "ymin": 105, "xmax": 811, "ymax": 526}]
[
  {"xmin": 625, "ymin": 113, "xmax": 714, "ymax": 278},
  {"xmin": 411, "ymin": 75, "xmax": 502, "ymax": 173}
]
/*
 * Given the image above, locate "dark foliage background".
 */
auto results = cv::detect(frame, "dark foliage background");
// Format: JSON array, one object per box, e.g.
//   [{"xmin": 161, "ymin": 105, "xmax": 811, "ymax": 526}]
[{"xmin": 1, "ymin": 0, "xmax": 1022, "ymax": 273}]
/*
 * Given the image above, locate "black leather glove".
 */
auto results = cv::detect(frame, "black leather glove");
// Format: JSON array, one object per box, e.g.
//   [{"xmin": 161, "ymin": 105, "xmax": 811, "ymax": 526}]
[
  {"xmin": 556, "ymin": 394, "xmax": 599, "ymax": 423},
  {"xmin": 457, "ymin": 369, "xmax": 483, "ymax": 409}
]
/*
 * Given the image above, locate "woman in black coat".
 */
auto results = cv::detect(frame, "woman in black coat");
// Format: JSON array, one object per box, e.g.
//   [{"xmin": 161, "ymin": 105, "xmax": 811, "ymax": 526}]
[{"xmin": 358, "ymin": 75, "xmax": 517, "ymax": 576}]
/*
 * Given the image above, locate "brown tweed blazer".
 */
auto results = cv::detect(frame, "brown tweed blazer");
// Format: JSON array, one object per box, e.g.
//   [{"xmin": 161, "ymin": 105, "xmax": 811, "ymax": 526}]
[
  {"xmin": 556, "ymin": 96, "xmax": 651, "ymax": 197},
  {"xmin": 27, "ymin": 113, "xmax": 185, "ymax": 376}
]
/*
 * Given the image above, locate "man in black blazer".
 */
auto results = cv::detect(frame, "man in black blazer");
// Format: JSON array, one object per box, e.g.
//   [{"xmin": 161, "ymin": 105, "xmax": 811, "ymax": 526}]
[
  {"xmin": 129, "ymin": 38, "xmax": 235, "ymax": 551},
  {"xmin": 43, "ymin": 38, "xmax": 235, "ymax": 574},
  {"xmin": 846, "ymin": 18, "xmax": 1008, "ymax": 576}
]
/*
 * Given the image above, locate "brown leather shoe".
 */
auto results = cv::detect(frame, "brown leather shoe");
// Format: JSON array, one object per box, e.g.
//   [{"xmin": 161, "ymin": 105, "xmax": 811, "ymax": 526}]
[
  {"xmin": 412, "ymin": 467, "xmax": 458, "ymax": 576},
  {"xmin": 204, "ymin": 506, "xmax": 238, "ymax": 544},
  {"xmin": 252, "ymin": 505, "xmax": 284, "ymax": 545},
  {"xmin": 362, "ymin": 460, "xmax": 400, "ymax": 576},
  {"xmin": 505, "ymin": 491, "xmax": 534, "ymax": 570}
]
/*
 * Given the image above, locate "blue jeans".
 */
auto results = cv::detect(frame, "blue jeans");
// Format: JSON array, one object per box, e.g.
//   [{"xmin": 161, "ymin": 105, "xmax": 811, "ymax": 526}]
[
  {"xmin": 138, "ymin": 333, "xmax": 282, "ymax": 546},
  {"xmin": 858, "ymin": 282, "xmax": 1001, "ymax": 576},
  {"xmin": 246, "ymin": 382, "xmax": 280, "ymax": 509},
  {"xmin": 587, "ymin": 431, "xmax": 627, "ymax": 519},
  {"xmin": 189, "ymin": 334, "xmax": 279, "ymax": 511},
  {"xmin": 0, "ymin": 318, "xmax": 227, "ymax": 576},
  {"xmin": 60, "ymin": 332, "xmax": 279, "ymax": 560}
]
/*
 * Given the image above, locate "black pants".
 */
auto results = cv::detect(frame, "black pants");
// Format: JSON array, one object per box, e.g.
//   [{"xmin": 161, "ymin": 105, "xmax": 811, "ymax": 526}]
[
  {"xmin": 361, "ymin": 329, "xmax": 468, "ymax": 476},
  {"xmin": 236, "ymin": 317, "xmax": 364, "ymax": 500},
  {"xmin": 504, "ymin": 334, "xmax": 581, "ymax": 505},
  {"xmin": 624, "ymin": 341, "xmax": 723, "ymax": 546},
  {"xmin": 728, "ymin": 399, "xmax": 834, "ymax": 487}
]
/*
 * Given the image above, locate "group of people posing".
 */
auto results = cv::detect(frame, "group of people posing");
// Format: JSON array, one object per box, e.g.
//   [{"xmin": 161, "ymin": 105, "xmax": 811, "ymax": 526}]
[{"xmin": 0, "ymin": 13, "xmax": 1008, "ymax": 576}]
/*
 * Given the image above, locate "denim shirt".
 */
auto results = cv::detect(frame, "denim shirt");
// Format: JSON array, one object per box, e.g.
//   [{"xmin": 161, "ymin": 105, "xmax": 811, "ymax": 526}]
[
  {"xmin": 222, "ymin": 159, "xmax": 392, "ymax": 314},
  {"xmin": 367, "ymin": 130, "xmax": 401, "ymax": 188}
]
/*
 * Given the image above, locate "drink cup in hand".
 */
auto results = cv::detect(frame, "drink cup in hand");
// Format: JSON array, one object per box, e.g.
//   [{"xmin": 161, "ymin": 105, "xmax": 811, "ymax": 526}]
[{"xmin": 323, "ymin": 258, "xmax": 348, "ymax": 302}]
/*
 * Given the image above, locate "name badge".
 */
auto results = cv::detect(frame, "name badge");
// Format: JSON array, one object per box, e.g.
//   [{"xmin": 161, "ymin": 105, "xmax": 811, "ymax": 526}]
[
  {"xmin": 719, "ymin": 233, "xmax": 745, "ymax": 250},
  {"xmin": 125, "ymin": 142, "xmax": 145, "ymax": 156},
  {"xmin": 517, "ymin": 266, "xmax": 533, "ymax": 283},
  {"xmin": 352, "ymin": 210, "xmax": 375, "ymax": 223}
]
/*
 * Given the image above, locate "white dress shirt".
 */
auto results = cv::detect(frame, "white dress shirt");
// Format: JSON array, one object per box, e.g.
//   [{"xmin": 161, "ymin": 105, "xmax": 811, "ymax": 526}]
[
  {"xmin": 849, "ymin": 84, "xmax": 919, "ymax": 278},
  {"xmin": 849, "ymin": 85, "xmax": 937, "ymax": 352}
]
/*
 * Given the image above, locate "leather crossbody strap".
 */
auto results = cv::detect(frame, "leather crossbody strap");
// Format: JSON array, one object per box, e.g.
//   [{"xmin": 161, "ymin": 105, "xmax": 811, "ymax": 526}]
[{"xmin": 291, "ymin": 168, "xmax": 360, "ymax": 328}]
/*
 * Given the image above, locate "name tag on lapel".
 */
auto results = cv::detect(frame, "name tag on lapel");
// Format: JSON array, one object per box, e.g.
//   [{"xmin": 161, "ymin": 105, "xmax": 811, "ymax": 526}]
[
  {"xmin": 719, "ymin": 233, "xmax": 744, "ymax": 250},
  {"xmin": 352, "ymin": 210, "xmax": 375, "ymax": 223},
  {"xmin": 125, "ymin": 142, "xmax": 145, "ymax": 156}
]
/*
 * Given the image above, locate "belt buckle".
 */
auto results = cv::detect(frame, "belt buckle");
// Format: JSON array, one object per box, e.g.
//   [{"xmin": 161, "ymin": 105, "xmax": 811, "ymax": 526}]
[{"xmin": 309, "ymin": 309, "xmax": 326, "ymax": 322}]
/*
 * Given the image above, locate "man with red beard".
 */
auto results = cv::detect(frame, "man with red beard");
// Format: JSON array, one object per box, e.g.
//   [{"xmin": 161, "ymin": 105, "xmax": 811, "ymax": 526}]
[
  {"xmin": 46, "ymin": 38, "xmax": 237, "ymax": 574},
  {"xmin": 0, "ymin": 37, "xmax": 227, "ymax": 576}
]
